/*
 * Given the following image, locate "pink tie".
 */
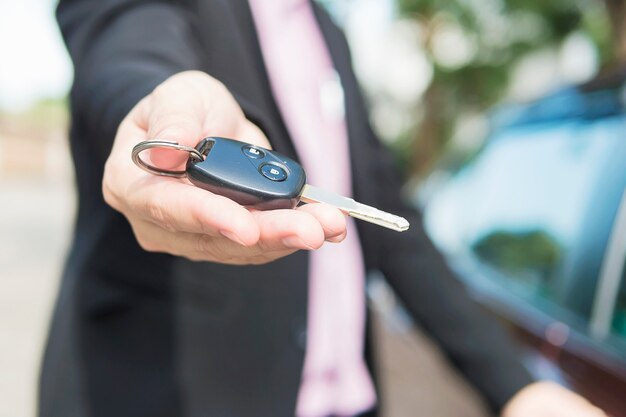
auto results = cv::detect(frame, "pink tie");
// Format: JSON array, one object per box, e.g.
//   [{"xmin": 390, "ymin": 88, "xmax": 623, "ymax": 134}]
[{"xmin": 248, "ymin": 1, "xmax": 377, "ymax": 416}]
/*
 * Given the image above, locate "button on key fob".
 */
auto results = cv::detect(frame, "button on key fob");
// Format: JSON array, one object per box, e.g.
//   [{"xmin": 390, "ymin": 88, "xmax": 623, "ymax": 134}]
[{"xmin": 132, "ymin": 137, "xmax": 409, "ymax": 232}]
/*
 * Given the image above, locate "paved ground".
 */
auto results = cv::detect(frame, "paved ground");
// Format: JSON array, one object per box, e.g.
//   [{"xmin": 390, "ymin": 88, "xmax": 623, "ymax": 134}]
[
  {"xmin": 0, "ymin": 149, "xmax": 490, "ymax": 417},
  {"xmin": 0, "ymin": 178, "xmax": 74, "ymax": 417},
  {"xmin": 368, "ymin": 276, "xmax": 491, "ymax": 417}
]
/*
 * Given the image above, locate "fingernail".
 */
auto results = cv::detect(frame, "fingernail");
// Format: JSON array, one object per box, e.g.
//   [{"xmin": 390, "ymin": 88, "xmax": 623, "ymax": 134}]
[
  {"xmin": 220, "ymin": 230, "xmax": 246, "ymax": 246},
  {"xmin": 282, "ymin": 236, "xmax": 315, "ymax": 250},
  {"xmin": 326, "ymin": 233, "xmax": 346, "ymax": 243}
]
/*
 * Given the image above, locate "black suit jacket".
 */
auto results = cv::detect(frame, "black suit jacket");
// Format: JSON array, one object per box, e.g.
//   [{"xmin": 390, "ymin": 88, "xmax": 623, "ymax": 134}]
[{"xmin": 41, "ymin": 1, "xmax": 533, "ymax": 416}]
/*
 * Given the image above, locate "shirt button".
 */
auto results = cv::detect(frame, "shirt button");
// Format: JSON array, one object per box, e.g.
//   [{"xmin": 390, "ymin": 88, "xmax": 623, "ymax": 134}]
[
  {"xmin": 291, "ymin": 320, "xmax": 307, "ymax": 350},
  {"xmin": 295, "ymin": 328, "xmax": 307, "ymax": 350}
]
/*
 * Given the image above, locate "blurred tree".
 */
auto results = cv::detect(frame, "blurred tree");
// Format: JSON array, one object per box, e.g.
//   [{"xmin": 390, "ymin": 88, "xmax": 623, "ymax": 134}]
[
  {"xmin": 604, "ymin": 0, "xmax": 626, "ymax": 61},
  {"xmin": 396, "ymin": 0, "xmax": 616, "ymax": 178}
]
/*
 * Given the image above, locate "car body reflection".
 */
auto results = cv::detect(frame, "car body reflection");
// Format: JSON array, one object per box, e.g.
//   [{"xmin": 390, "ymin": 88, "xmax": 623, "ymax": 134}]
[{"xmin": 422, "ymin": 84, "xmax": 626, "ymax": 415}]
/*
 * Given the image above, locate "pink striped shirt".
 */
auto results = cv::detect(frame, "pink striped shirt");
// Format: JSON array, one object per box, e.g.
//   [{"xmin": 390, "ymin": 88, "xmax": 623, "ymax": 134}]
[{"xmin": 248, "ymin": 1, "xmax": 376, "ymax": 416}]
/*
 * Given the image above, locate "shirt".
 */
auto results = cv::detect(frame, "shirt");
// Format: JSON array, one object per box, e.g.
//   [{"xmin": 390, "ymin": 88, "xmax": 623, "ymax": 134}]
[{"xmin": 248, "ymin": 1, "xmax": 377, "ymax": 416}]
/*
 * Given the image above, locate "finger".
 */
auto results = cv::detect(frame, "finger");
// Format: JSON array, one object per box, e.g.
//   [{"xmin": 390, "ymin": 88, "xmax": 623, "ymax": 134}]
[
  {"xmin": 132, "ymin": 219, "xmax": 299, "ymax": 264},
  {"xmin": 236, "ymin": 120, "xmax": 272, "ymax": 149},
  {"xmin": 242, "ymin": 248, "xmax": 301, "ymax": 265},
  {"xmin": 194, "ymin": 236, "xmax": 300, "ymax": 265},
  {"xmin": 558, "ymin": 403, "xmax": 607, "ymax": 417},
  {"xmin": 145, "ymin": 95, "xmax": 207, "ymax": 170},
  {"xmin": 126, "ymin": 176, "xmax": 260, "ymax": 246},
  {"xmin": 297, "ymin": 203, "xmax": 347, "ymax": 242},
  {"xmin": 110, "ymin": 109, "xmax": 151, "ymax": 156},
  {"xmin": 145, "ymin": 75, "xmax": 272, "ymax": 169},
  {"xmin": 142, "ymin": 72, "xmax": 229, "ymax": 169},
  {"xmin": 252, "ymin": 209, "xmax": 326, "ymax": 251}
]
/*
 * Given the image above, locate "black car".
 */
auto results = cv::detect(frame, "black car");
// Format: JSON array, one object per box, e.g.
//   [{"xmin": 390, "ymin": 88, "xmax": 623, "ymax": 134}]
[{"xmin": 421, "ymin": 83, "xmax": 626, "ymax": 415}]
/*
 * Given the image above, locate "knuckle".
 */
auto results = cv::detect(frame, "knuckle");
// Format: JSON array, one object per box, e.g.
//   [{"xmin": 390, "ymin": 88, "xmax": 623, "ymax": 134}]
[
  {"xmin": 144, "ymin": 197, "xmax": 177, "ymax": 233},
  {"xmin": 151, "ymin": 81, "xmax": 171, "ymax": 100},
  {"xmin": 211, "ymin": 78, "xmax": 229, "ymax": 96},
  {"xmin": 187, "ymin": 71, "xmax": 216, "ymax": 89},
  {"xmin": 180, "ymin": 241, "xmax": 210, "ymax": 262},
  {"xmin": 149, "ymin": 112, "xmax": 197, "ymax": 137},
  {"xmin": 135, "ymin": 234, "xmax": 160, "ymax": 253},
  {"xmin": 189, "ymin": 201, "xmax": 214, "ymax": 235},
  {"xmin": 194, "ymin": 235, "xmax": 242, "ymax": 264},
  {"xmin": 102, "ymin": 165, "xmax": 121, "ymax": 210},
  {"xmin": 309, "ymin": 239, "xmax": 324, "ymax": 251},
  {"xmin": 291, "ymin": 220, "xmax": 324, "ymax": 249},
  {"xmin": 255, "ymin": 238, "xmax": 272, "ymax": 253},
  {"xmin": 249, "ymin": 250, "xmax": 292, "ymax": 265},
  {"xmin": 156, "ymin": 71, "xmax": 215, "ymax": 101},
  {"xmin": 194, "ymin": 234, "xmax": 214, "ymax": 254},
  {"xmin": 101, "ymin": 179, "xmax": 116, "ymax": 208},
  {"xmin": 172, "ymin": 70, "xmax": 209, "ymax": 84}
]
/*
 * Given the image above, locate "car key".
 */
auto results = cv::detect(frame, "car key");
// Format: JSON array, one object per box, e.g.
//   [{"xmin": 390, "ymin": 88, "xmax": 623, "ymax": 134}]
[{"xmin": 132, "ymin": 137, "xmax": 409, "ymax": 232}]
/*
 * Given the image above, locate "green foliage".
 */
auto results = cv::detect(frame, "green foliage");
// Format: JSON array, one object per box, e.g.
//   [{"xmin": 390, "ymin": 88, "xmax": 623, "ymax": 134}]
[
  {"xmin": 396, "ymin": 0, "xmax": 614, "ymax": 177},
  {"xmin": 581, "ymin": 5, "xmax": 614, "ymax": 66}
]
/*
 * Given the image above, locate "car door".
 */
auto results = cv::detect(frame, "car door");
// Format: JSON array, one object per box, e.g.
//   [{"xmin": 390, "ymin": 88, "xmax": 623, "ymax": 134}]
[{"xmin": 422, "ymin": 87, "xmax": 626, "ymax": 414}]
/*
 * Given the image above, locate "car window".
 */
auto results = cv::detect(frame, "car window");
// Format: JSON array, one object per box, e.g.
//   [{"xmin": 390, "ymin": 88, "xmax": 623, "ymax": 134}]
[
  {"xmin": 472, "ymin": 229, "xmax": 560, "ymax": 302},
  {"xmin": 425, "ymin": 114, "xmax": 626, "ymax": 329}
]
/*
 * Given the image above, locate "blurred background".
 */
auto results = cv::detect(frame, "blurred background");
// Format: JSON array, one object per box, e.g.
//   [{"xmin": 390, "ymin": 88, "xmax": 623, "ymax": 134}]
[{"xmin": 1, "ymin": 0, "xmax": 625, "ymax": 416}]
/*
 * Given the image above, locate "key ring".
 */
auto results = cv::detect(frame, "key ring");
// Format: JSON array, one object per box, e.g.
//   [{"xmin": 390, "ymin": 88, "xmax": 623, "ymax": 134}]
[{"xmin": 131, "ymin": 140, "xmax": 204, "ymax": 178}]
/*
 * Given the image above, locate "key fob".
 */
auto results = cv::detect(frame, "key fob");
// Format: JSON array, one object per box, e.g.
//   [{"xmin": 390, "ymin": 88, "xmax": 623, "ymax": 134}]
[{"xmin": 186, "ymin": 137, "xmax": 306, "ymax": 210}]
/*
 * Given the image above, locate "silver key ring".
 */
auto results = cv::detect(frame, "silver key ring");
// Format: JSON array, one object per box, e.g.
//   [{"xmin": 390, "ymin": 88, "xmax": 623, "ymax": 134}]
[{"xmin": 131, "ymin": 140, "xmax": 204, "ymax": 178}]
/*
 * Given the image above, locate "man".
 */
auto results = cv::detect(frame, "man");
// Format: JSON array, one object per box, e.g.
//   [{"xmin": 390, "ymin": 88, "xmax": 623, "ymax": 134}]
[{"xmin": 41, "ymin": 0, "xmax": 606, "ymax": 416}]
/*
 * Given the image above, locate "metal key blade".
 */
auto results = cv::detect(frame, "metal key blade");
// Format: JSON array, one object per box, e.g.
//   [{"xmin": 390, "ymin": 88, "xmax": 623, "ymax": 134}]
[{"xmin": 299, "ymin": 185, "xmax": 410, "ymax": 232}]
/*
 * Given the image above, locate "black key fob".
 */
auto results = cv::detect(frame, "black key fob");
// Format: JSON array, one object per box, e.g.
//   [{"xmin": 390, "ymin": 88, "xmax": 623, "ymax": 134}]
[{"xmin": 186, "ymin": 137, "xmax": 306, "ymax": 210}]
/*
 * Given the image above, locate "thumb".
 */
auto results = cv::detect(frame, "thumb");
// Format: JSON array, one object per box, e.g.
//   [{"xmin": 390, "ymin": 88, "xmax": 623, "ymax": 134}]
[
  {"xmin": 147, "ymin": 113, "xmax": 205, "ymax": 171},
  {"xmin": 140, "ymin": 71, "xmax": 273, "ymax": 170},
  {"xmin": 144, "ymin": 90, "xmax": 208, "ymax": 171},
  {"xmin": 236, "ymin": 119, "xmax": 273, "ymax": 150}
]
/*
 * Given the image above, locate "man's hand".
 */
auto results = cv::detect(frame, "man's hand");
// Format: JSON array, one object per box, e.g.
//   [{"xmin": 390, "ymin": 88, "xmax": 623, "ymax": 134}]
[
  {"xmin": 103, "ymin": 71, "xmax": 346, "ymax": 264},
  {"xmin": 502, "ymin": 381, "xmax": 607, "ymax": 417}
]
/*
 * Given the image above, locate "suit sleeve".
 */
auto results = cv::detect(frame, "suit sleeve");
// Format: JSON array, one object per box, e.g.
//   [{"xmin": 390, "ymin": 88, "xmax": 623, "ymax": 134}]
[
  {"xmin": 369, "ymin": 176, "xmax": 535, "ymax": 413},
  {"xmin": 57, "ymin": 0, "xmax": 201, "ymax": 161},
  {"xmin": 354, "ymin": 109, "xmax": 534, "ymax": 413}
]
